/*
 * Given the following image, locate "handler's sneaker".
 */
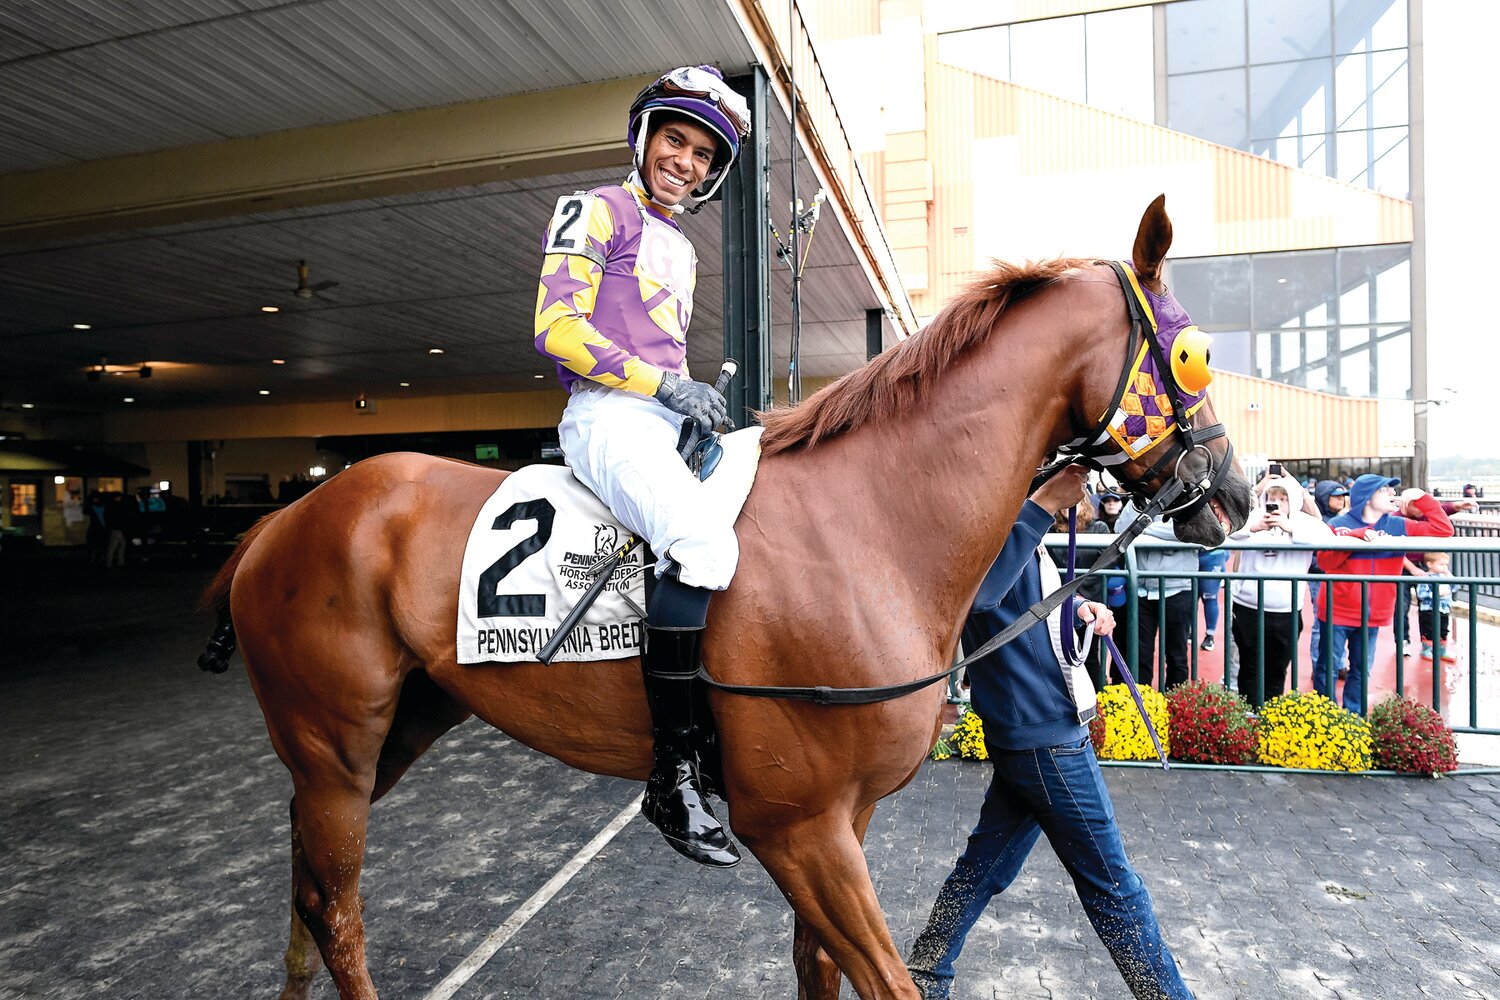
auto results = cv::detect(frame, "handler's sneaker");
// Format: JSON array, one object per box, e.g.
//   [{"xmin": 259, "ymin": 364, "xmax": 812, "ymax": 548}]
[
  {"xmin": 1439, "ymin": 645, "xmax": 1457, "ymax": 664},
  {"xmin": 1200, "ymin": 634, "xmax": 1216, "ymax": 652},
  {"xmin": 1420, "ymin": 642, "xmax": 1434, "ymax": 660}
]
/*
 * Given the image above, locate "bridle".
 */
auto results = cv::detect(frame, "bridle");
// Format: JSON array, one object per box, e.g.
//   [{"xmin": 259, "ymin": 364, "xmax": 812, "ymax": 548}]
[{"xmin": 1034, "ymin": 260, "xmax": 1235, "ymax": 523}]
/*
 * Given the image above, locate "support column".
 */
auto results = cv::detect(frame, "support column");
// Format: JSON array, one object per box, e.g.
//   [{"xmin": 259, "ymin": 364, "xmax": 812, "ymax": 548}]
[
  {"xmin": 722, "ymin": 68, "xmax": 774, "ymax": 426},
  {"xmin": 866, "ymin": 308, "xmax": 885, "ymax": 361}
]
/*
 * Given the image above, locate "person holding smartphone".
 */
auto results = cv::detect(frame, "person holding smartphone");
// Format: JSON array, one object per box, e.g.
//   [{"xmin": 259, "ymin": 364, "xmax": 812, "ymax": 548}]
[{"xmin": 1227, "ymin": 475, "xmax": 1332, "ymax": 706}]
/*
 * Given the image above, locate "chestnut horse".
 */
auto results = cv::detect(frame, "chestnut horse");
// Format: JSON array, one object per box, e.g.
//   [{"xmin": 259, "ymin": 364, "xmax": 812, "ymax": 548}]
[{"xmin": 202, "ymin": 197, "xmax": 1251, "ymax": 999}]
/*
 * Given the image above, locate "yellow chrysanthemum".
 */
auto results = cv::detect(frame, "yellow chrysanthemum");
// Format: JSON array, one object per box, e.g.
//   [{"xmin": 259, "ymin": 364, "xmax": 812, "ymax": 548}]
[
  {"xmin": 1095, "ymin": 684, "xmax": 1170, "ymax": 761},
  {"xmin": 1256, "ymin": 691, "xmax": 1371, "ymax": 772}
]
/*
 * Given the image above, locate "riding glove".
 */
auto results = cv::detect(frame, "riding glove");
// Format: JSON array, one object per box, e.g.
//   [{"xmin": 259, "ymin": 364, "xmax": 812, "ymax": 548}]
[{"xmin": 654, "ymin": 371, "xmax": 728, "ymax": 436}]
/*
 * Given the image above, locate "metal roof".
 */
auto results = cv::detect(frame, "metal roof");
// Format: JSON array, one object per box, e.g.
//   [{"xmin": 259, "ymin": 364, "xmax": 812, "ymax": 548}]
[{"xmin": 0, "ymin": 1, "xmax": 890, "ymax": 423}]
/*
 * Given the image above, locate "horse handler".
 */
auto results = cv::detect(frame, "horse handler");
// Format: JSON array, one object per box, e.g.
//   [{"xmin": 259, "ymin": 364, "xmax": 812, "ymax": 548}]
[
  {"xmin": 907, "ymin": 465, "xmax": 1195, "ymax": 999},
  {"xmin": 532, "ymin": 66, "xmax": 752, "ymax": 867}
]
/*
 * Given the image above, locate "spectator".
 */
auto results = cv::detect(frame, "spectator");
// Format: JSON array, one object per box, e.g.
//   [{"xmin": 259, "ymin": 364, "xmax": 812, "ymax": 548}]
[
  {"xmin": 1227, "ymin": 475, "xmax": 1332, "ymax": 706},
  {"xmin": 1095, "ymin": 490, "xmax": 1126, "ymax": 531},
  {"xmin": 1396, "ymin": 495, "xmax": 1477, "ymax": 655},
  {"xmin": 1115, "ymin": 509, "xmax": 1196, "ymax": 689},
  {"xmin": 1308, "ymin": 480, "xmax": 1350, "ymax": 681},
  {"xmin": 1317, "ymin": 476, "xmax": 1453, "ymax": 714},
  {"xmin": 1196, "ymin": 547, "xmax": 1230, "ymax": 652},
  {"xmin": 86, "ymin": 490, "xmax": 108, "ymax": 564},
  {"xmin": 1462, "ymin": 483, "xmax": 1478, "ymax": 498},
  {"xmin": 1414, "ymin": 552, "xmax": 1456, "ymax": 664},
  {"xmin": 103, "ymin": 492, "xmax": 130, "ymax": 568}
]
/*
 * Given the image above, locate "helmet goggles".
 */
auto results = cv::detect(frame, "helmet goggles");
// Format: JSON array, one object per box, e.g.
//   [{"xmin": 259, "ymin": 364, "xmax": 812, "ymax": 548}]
[{"xmin": 657, "ymin": 66, "xmax": 752, "ymax": 140}]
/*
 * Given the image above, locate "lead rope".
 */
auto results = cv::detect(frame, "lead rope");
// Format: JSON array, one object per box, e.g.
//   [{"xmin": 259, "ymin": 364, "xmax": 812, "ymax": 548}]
[{"xmin": 1061, "ymin": 506, "xmax": 1168, "ymax": 770}]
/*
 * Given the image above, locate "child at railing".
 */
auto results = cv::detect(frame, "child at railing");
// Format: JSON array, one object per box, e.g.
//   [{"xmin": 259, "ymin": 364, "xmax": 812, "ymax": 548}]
[{"xmin": 1415, "ymin": 552, "xmax": 1456, "ymax": 664}]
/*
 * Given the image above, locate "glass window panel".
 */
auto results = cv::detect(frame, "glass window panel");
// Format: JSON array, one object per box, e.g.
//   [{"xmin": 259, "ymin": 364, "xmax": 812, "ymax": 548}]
[
  {"xmin": 1302, "ymin": 132, "xmax": 1332, "ymax": 175},
  {"xmin": 1085, "ymin": 9, "xmax": 1154, "ymax": 120},
  {"xmin": 1252, "ymin": 250, "xmax": 1336, "ymax": 329},
  {"xmin": 937, "ymin": 25, "xmax": 1010, "ymax": 80},
  {"xmin": 1250, "ymin": 60, "xmax": 1333, "ymax": 145},
  {"xmin": 1279, "ymin": 328, "xmax": 1302, "ymax": 370},
  {"xmin": 1336, "ymin": 128, "xmax": 1371, "ymax": 185},
  {"xmin": 1167, "ymin": 0, "xmax": 1246, "ymax": 73},
  {"xmin": 1335, "ymin": 0, "xmax": 1406, "ymax": 54},
  {"xmin": 1334, "ymin": 48, "xmax": 1368, "ymax": 131},
  {"xmin": 1169, "ymin": 68, "xmax": 1249, "ymax": 149},
  {"xmin": 1306, "ymin": 302, "xmax": 1329, "ymax": 327},
  {"xmin": 1377, "ymin": 330, "xmax": 1411, "ymax": 398},
  {"xmin": 1340, "ymin": 326, "xmax": 1372, "ymax": 352},
  {"xmin": 1167, "ymin": 256, "xmax": 1252, "ymax": 328},
  {"xmin": 1339, "ymin": 243, "xmax": 1410, "ymax": 321},
  {"xmin": 1257, "ymin": 332, "xmax": 1276, "ymax": 378},
  {"xmin": 1249, "ymin": 0, "xmax": 1332, "ymax": 65},
  {"xmin": 1011, "ymin": 16, "xmax": 1086, "ymax": 104},
  {"xmin": 1340, "ymin": 282, "xmax": 1371, "ymax": 325},
  {"xmin": 1375, "ymin": 257, "xmax": 1411, "ymax": 323},
  {"xmin": 1340, "ymin": 347, "xmax": 1371, "ymax": 396},
  {"xmin": 1369, "ymin": 50, "xmax": 1408, "ymax": 128},
  {"xmin": 1306, "ymin": 363, "xmax": 1329, "ymax": 392},
  {"xmin": 1306, "ymin": 330, "xmax": 1329, "ymax": 364},
  {"xmin": 1372, "ymin": 131, "xmax": 1409, "ymax": 197},
  {"xmin": 1209, "ymin": 329, "xmax": 1255, "ymax": 375}
]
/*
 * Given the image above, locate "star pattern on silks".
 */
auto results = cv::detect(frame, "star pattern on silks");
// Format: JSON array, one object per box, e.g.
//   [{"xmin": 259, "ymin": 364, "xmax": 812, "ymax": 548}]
[
  {"xmin": 584, "ymin": 341, "xmax": 630, "ymax": 380},
  {"xmin": 538, "ymin": 256, "xmax": 594, "ymax": 314}
]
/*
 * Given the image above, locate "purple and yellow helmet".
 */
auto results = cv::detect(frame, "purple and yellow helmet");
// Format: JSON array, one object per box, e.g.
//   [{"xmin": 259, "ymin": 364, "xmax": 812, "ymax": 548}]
[{"xmin": 628, "ymin": 65, "xmax": 753, "ymax": 202}]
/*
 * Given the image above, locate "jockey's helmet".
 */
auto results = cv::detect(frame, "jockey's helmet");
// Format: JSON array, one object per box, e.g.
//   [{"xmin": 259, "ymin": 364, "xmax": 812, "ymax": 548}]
[{"xmin": 628, "ymin": 65, "xmax": 752, "ymax": 203}]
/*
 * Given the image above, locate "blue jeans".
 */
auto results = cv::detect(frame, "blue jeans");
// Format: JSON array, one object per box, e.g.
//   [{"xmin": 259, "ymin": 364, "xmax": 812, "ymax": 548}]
[
  {"xmin": 1197, "ymin": 550, "xmax": 1230, "ymax": 634},
  {"xmin": 1314, "ymin": 623, "xmax": 1375, "ymax": 715},
  {"xmin": 906, "ymin": 739, "xmax": 1193, "ymax": 999}
]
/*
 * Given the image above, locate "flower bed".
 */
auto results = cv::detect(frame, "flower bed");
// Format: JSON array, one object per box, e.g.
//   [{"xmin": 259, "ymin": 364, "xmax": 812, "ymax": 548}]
[
  {"xmin": 1093, "ymin": 684, "xmax": 1169, "ymax": 761},
  {"xmin": 1256, "ymin": 691, "xmax": 1371, "ymax": 772},
  {"xmin": 931, "ymin": 705, "xmax": 988, "ymax": 761},
  {"xmin": 1165, "ymin": 681, "xmax": 1258, "ymax": 765},
  {"xmin": 1369, "ymin": 696, "xmax": 1459, "ymax": 775}
]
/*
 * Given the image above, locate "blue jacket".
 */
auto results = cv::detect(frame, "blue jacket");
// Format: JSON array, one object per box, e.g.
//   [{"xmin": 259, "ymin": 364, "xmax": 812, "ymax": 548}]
[{"xmin": 963, "ymin": 500, "xmax": 1089, "ymax": 752}]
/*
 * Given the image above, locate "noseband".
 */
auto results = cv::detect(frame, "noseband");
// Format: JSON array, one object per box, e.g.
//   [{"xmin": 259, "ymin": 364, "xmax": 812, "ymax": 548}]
[{"xmin": 1034, "ymin": 260, "xmax": 1235, "ymax": 521}]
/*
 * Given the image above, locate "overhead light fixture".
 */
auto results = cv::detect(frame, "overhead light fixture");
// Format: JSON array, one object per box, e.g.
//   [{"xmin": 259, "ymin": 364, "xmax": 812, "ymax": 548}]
[
  {"xmin": 122, "ymin": 396, "xmax": 135, "ymax": 403},
  {"xmin": 428, "ymin": 347, "xmax": 444, "ymax": 355},
  {"xmin": 272, "ymin": 359, "xmax": 286, "ymax": 365},
  {"xmin": 1277, "ymin": 277, "xmax": 1287, "ymax": 284},
  {"xmin": 399, "ymin": 381, "xmax": 410, "ymax": 387},
  {"xmin": 261, "ymin": 305, "xmax": 280, "ymax": 313},
  {"xmin": 533, "ymin": 373, "xmax": 545, "ymax": 379},
  {"xmin": 309, "ymin": 465, "xmax": 327, "ymax": 478},
  {"xmin": 258, "ymin": 389, "xmax": 271, "ymax": 396},
  {"xmin": 54, "ymin": 475, "xmax": 66, "ymax": 485},
  {"xmin": 20, "ymin": 403, "xmax": 34, "ymax": 409},
  {"xmin": 72, "ymin": 323, "xmax": 92, "ymax": 330},
  {"xmin": 158, "ymin": 480, "xmax": 170, "ymax": 492}
]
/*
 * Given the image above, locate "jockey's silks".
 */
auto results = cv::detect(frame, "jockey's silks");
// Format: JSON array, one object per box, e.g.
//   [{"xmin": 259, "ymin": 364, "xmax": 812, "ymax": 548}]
[{"xmin": 534, "ymin": 174, "xmax": 697, "ymax": 397}]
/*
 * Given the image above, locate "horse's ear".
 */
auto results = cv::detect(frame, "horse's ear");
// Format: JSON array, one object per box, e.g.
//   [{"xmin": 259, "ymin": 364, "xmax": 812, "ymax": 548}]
[{"xmin": 1131, "ymin": 194, "xmax": 1173, "ymax": 286}]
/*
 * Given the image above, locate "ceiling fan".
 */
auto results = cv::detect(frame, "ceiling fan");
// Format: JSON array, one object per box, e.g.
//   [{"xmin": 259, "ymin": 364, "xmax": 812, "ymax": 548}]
[{"xmin": 254, "ymin": 260, "xmax": 340, "ymax": 300}]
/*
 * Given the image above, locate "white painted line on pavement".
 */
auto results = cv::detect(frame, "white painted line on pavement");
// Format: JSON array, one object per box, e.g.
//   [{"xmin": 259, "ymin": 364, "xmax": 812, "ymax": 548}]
[{"xmin": 423, "ymin": 793, "xmax": 643, "ymax": 1000}]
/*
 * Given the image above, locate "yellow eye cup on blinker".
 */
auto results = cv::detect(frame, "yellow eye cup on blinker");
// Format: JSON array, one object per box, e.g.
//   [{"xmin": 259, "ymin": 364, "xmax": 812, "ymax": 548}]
[{"xmin": 1170, "ymin": 325, "xmax": 1213, "ymax": 394}]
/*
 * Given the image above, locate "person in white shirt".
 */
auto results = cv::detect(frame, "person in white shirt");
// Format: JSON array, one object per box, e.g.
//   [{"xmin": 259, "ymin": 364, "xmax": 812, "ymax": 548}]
[{"xmin": 1227, "ymin": 475, "xmax": 1332, "ymax": 705}]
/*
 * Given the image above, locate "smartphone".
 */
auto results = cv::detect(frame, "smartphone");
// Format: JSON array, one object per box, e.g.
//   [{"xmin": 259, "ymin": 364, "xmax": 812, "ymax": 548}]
[
  {"xmin": 1265, "ymin": 501, "xmax": 1280, "ymax": 514},
  {"xmin": 1268, "ymin": 462, "xmax": 1283, "ymax": 477}
]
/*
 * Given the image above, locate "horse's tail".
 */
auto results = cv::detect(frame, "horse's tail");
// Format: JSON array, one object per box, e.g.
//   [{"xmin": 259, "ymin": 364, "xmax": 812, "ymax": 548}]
[{"xmin": 195, "ymin": 510, "xmax": 283, "ymax": 673}]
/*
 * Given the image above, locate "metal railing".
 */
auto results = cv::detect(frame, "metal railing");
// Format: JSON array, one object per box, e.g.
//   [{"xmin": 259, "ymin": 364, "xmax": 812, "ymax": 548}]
[{"xmin": 1042, "ymin": 534, "xmax": 1500, "ymax": 735}]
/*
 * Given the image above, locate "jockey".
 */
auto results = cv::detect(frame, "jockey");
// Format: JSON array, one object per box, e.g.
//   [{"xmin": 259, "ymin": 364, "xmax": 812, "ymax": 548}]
[{"xmin": 533, "ymin": 66, "xmax": 752, "ymax": 868}]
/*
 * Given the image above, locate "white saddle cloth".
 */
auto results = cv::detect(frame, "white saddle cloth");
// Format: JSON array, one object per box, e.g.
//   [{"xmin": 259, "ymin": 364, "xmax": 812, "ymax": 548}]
[{"xmin": 457, "ymin": 427, "xmax": 763, "ymax": 664}]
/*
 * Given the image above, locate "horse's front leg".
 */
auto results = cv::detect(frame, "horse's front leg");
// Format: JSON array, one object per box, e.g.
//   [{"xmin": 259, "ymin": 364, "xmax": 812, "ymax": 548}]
[
  {"xmin": 792, "ymin": 802, "xmax": 880, "ymax": 1000},
  {"xmin": 741, "ymin": 804, "xmax": 918, "ymax": 1000}
]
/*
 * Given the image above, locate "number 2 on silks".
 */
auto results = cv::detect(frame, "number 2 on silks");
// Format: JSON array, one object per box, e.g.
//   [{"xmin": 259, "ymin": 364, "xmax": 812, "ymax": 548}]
[
  {"xmin": 478, "ymin": 499, "xmax": 556, "ymax": 617},
  {"xmin": 544, "ymin": 195, "xmax": 591, "ymax": 254}
]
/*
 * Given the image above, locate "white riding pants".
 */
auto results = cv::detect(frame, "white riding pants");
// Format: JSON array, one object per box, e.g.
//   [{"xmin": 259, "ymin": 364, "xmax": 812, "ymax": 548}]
[{"xmin": 558, "ymin": 384, "xmax": 739, "ymax": 590}]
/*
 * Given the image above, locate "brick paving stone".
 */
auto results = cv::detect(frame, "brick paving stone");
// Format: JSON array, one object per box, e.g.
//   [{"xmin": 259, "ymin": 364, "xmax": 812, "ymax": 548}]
[{"xmin": 4, "ymin": 566, "xmax": 1500, "ymax": 999}]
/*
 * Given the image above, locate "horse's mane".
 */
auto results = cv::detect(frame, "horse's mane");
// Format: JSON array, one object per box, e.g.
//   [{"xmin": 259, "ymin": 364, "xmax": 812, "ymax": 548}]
[{"xmin": 757, "ymin": 257, "xmax": 1094, "ymax": 456}]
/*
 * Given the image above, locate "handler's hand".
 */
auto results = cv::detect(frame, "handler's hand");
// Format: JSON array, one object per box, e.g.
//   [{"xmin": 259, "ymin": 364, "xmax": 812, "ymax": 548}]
[
  {"xmin": 1031, "ymin": 464, "xmax": 1090, "ymax": 515},
  {"xmin": 1076, "ymin": 601, "xmax": 1116, "ymax": 637}
]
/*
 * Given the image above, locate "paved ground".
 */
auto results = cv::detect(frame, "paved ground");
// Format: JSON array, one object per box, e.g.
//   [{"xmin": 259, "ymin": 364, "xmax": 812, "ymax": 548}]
[{"xmin": 3, "ymin": 555, "xmax": 1500, "ymax": 999}]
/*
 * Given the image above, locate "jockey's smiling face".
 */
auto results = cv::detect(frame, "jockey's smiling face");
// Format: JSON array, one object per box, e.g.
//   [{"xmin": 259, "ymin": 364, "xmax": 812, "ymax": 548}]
[{"xmin": 643, "ymin": 119, "xmax": 718, "ymax": 206}]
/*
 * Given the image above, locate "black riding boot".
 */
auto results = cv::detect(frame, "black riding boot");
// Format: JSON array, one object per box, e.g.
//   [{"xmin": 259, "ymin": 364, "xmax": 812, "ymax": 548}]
[{"xmin": 641, "ymin": 625, "xmax": 740, "ymax": 868}]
